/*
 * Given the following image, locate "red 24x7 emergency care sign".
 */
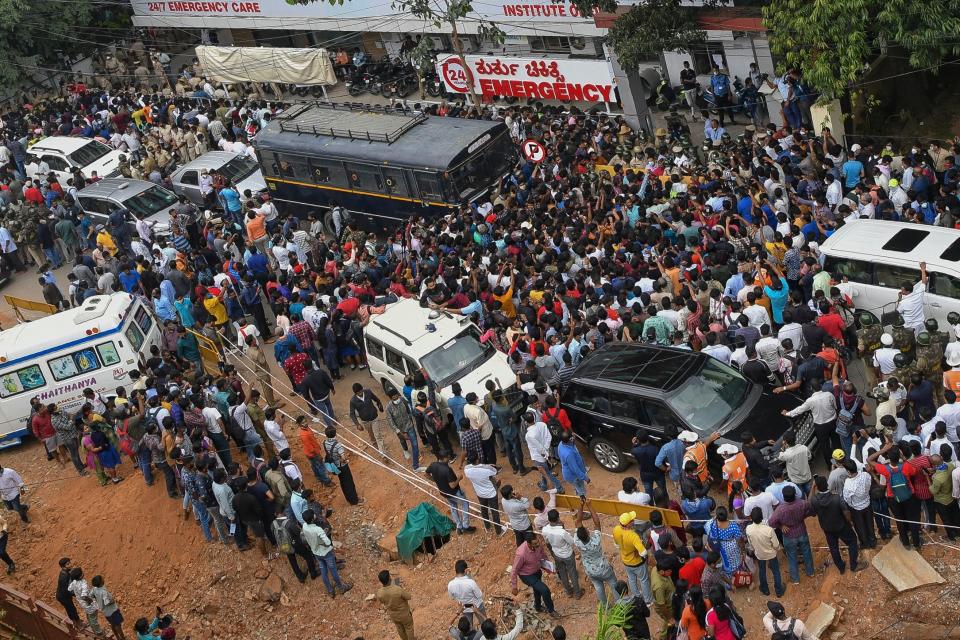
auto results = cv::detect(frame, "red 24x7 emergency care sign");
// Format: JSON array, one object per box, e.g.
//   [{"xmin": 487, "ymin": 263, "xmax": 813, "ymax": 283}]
[{"xmin": 437, "ymin": 54, "xmax": 616, "ymax": 103}]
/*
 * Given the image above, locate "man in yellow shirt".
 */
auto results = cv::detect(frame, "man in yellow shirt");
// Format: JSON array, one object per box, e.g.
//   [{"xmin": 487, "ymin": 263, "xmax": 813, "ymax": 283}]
[
  {"xmin": 202, "ymin": 289, "xmax": 233, "ymax": 343},
  {"xmin": 94, "ymin": 226, "xmax": 117, "ymax": 256},
  {"xmin": 612, "ymin": 511, "xmax": 652, "ymax": 604}
]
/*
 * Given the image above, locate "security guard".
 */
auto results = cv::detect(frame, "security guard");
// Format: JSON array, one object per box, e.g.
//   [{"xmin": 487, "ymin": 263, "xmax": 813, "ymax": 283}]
[
  {"xmin": 857, "ymin": 314, "xmax": 883, "ymax": 387},
  {"xmin": 915, "ymin": 331, "xmax": 945, "ymax": 406},
  {"xmin": 891, "ymin": 314, "xmax": 916, "ymax": 355},
  {"xmin": 891, "ymin": 352, "xmax": 919, "ymax": 391},
  {"xmin": 925, "ymin": 318, "xmax": 952, "ymax": 358}
]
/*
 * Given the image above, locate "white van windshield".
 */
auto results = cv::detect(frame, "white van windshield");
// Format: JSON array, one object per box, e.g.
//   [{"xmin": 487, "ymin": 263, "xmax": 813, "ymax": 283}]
[
  {"xmin": 69, "ymin": 140, "xmax": 113, "ymax": 167},
  {"xmin": 420, "ymin": 327, "xmax": 493, "ymax": 387}
]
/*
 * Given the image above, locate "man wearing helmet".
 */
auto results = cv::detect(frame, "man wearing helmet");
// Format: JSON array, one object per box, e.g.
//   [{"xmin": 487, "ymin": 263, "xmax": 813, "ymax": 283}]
[
  {"xmin": 857, "ymin": 314, "xmax": 883, "ymax": 387},
  {"xmin": 896, "ymin": 261, "xmax": 928, "ymax": 334},
  {"xmin": 916, "ymin": 329, "xmax": 945, "ymax": 406},
  {"xmin": 891, "ymin": 313, "xmax": 916, "ymax": 355}
]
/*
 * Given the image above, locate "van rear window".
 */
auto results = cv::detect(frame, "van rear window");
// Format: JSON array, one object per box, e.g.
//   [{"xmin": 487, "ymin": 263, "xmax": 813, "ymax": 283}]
[
  {"xmin": 881, "ymin": 228, "xmax": 928, "ymax": 253},
  {"xmin": 941, "ymin": 238, "xmax": 960, "ymax": 261}
]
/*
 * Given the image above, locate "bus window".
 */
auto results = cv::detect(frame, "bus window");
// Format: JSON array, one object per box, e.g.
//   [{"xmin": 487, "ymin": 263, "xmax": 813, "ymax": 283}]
[
  {"xmin": 125, "ymin": 323, "xmax": 144, "ymax": 351},
  {"xmin": 415, "ymin": 172, "xmax": 443, "ymax": 202},
  {"xmin": 346, "ymin": 164, "xmax": 384, "ymax": 193},
  {"xmin": 278, "ymin": 155, "xmax": 311, "ymax": 181},
  {"xmin": 48, "ymin": 347, "xmax": 101, "ymax": 381},
  {"xmin": 0, "ymin": 364, "xmax": 46, "ymax": 398},
  {"xmin": 96, "ymin": 342, "xmax": 121, "ymax": 366},
  {"xmin": 382, "ymin": 167, "xmax": 410, "ymax": 197},
  {"xmin": 311, "ymin": 158, "xmax": 348, "ymax": 188}
]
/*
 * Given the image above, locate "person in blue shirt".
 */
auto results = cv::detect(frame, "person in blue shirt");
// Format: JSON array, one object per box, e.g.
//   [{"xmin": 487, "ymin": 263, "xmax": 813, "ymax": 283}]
[
  {"xmin": 709, "ymin": 65, "xmax": 736, "ymax": 126},
  {"xmin": 218, "ymin": 183, "xmax": 242, "ymax": 224},
  {"xmin": 736, "ymin": 190, "xmax": 754, "ymax": 223},
  {"xmin": 174, "ymin": 293, "xmax": 195, "ymax": 328},
  {"xmin": 841, "ymin": 151, "xmax": 864, "ymax": 189},
  {"xmin": 655, "ymin": 433, "xmax": 686, "ymax": 485},
  {"xmin": 557, "ymin": 431, "xmax": 589, "ymax": 497},
  {"xmin": 118, "ymin": 264, "xmax": 144, "ymax": 295},
  {"xmin": 447, "ymin": 382, "xmax": 467, "ymax": 433},
  {"xmin": 245, "ymin": 245, "xmax": 269, "ymax": 282},
  {"xmin": 724, "ymin": 270, "xmax": 746, "ymax": 299},
  {"xmin": 703, "ymin": 118, "xmax": 725, "ymax": 145}
]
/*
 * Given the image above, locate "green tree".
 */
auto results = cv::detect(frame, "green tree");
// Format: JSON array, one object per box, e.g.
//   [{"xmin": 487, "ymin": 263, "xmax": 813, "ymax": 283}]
[
  {"xmin": 570, "ymin": 0, "xmax": 707, "ymax": 71},
  {"xmin": 764, "ymin": 0, "xmax": 960, "ymax": 98},
  {"xmin": 0, "ymin": 0, "xmax": 97, "ymax": 93}
]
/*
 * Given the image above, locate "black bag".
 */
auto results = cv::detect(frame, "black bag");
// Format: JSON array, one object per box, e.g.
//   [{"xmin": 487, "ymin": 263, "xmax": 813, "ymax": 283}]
[
  {"xmin": 771, "ymin": 617, "xmax": 798, "ymax": 640},
  {"xmin": 544, "ymin": 408, "xmax": 563, "ymax": 446},
  {"xmin": 226, "ymin": 406, "xmax": 248, "ymax": 445}
]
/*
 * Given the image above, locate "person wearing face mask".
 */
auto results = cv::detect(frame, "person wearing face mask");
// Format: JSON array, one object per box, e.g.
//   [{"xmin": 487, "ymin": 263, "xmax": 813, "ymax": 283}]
[{"xmin": 386, "ymin": 388, "xmax": 424, "ymax": 472}]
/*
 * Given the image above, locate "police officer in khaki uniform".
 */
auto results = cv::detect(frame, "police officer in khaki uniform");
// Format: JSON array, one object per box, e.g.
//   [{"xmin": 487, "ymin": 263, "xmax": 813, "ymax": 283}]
[
  {"xmin": 925, "ymin": 318, "xmax": 952, "ymax": 360},
  {"xmin": 915, "ymin": 331, "xmax": 945, "ymax": 406},
  {"xmin": 891, "ymin": 314, "xmax": 916, "ymax": 355},
  {"xmin": 891, "ymin": 352, "xmax": 919, "ymax": 394},
  {"xmin": 857, "ymin": 313, "xmax": 884, "ymax": 388}
]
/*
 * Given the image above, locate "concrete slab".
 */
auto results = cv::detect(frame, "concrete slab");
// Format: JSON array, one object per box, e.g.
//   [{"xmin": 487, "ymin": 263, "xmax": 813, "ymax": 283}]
[
  {"xmin": 805, "ymin": 602, "xmax": 838, "ymax": 640},
  {"xmin": 871, "ymin": 538, "xmax": 946, "ymax": 592}
]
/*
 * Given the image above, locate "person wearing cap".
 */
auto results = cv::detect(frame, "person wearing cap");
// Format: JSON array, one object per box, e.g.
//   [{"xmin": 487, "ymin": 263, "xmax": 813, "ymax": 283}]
[
  {"xmin": 612, "ymin": 511, "xmax": 652, "ymax": 605},
  {"xmin": 826, "ymin": 449, "xmax": 850, "ymax": 494},
  {"xmin": 680, "ymin": 429, "xmax": 719, "ymax": 488},
  {"xmin": 763, "ymin": 600, "xmax": 815, "ymax": 639},
  {"xmin": 873, "ymin": 332, "xmax": 899, "ymax": 380},
  {"xmin": 718, "ymin": 443, "xmax": 748, "ymax": 496}
]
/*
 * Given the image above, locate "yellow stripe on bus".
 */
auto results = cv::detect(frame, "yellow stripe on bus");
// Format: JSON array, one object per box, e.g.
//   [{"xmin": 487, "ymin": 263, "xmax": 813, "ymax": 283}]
[{"xmin": 266, "ymin": 177, "xmax": 452, "ymax": 209}]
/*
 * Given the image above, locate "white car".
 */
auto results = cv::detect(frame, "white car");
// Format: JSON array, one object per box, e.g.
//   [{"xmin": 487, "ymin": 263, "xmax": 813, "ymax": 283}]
[
  {"xmin": 169, "ymin": 151, "xmax": 266, "ymax": 206},
  {"xmin": 25, "ymin": 136, "xmax": 124, "ymax": 184}
]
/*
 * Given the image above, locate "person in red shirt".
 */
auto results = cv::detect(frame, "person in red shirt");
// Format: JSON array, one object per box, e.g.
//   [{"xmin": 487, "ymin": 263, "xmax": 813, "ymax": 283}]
[
  {"xmin": 816, "ymin": 300, "xmax": 846, "ymax": 343},
  {"xmin": 31, "ymin": 403, "xmax": 63, "ymax": 465},
  {"xmin": 23, "ymin": 182, "xmax": 43, "ymax": 205},
  {"xmin": 677, "ymin": 548, "xmax": 706, "ymax": 586},
  {"xmin": 872, "ymin": 446, "xmax": 921, "ymax": 548},
  {"xmin": 336, "ymin": 295, "xmax": 360, "ymax": 317},
  {"xmin": 283, "ymin": 349, "xmax": 310, "ymax": 390},
  {"xmin": 541, "ymin": 396, "xmax": 571, "ymax": 432}
]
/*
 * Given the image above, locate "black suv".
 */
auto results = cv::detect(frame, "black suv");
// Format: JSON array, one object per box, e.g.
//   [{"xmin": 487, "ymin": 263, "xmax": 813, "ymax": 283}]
[{"xmin": 560, "ymin": 343, "xmax": 814, "ymax": 472}]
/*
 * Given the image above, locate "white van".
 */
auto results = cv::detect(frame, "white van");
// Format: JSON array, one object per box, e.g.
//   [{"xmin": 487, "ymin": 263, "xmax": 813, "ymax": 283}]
[
  {"xmin": 365, "ymin": 298, "xmax": 521, "ymax": 413},
  {"xmin": 0, "ymin": 293, "xmax": 162, "ymax": 445},
  {"xmin": 820, "ymin": 220, "xmax": 960, "ymax": 328},
  {"xmin": 25, "ymin": 136, "xmax": 123, "ymax": 183}
]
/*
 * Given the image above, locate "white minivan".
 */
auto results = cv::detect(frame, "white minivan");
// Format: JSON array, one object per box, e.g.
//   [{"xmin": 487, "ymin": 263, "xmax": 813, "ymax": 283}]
[
  {"xmin": 0, "ymin": 293, "xmax": 162, "ymax": 445},
  {"xmin": 25, "ymin": 136, "xmax": 124, "ymax": 183},
  {"xmin": 820, "ymin": 220, "xmax": 960, "ymax": 328},
  {"xmin": 365, "ymin": 298, "xmax": 521, "ymax": 413}
]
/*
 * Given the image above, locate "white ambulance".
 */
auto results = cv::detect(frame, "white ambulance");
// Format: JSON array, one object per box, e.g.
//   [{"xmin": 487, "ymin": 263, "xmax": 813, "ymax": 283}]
[{"xmin": 0, "ymin": 293, "xmax": 162, "ymax": 445}]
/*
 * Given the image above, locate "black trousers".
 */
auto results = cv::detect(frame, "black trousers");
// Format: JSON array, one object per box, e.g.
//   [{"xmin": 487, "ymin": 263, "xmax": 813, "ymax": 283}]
[
  {"xmin": 337, "ymin": 463, "xmax": 360, "ymax": 505},
  {"xmin": 477, "ymin": 496, "xmax": 503, "ymax": 534},
  {"xmin": 824, "ymin": 524, "xmax": 859, "ymax": 572},
  {"xmin": 481, "ymin": 435, "xmax": 497, "ymax": 465},
  {"xmin": 287, "ymin": 542, "xmax": 319, "ymax": 581},
  {"xmin": 849, "ymin": 505, "xmax": 876, "ymax": 548},
  {"xmin": 934, "ymin": 501, "xmax": 960, "ymax": 540},
  {"xmin": 57, "ymin": 595, "xmax": 79, "ymax": 622},
  {"xmin": 889, "ymin": 496, "xmax": 922, "ymax": 547}
]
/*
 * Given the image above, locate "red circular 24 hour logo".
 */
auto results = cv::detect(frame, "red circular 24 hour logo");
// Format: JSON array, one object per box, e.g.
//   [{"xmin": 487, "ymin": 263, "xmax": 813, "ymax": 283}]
[{"xmin": 441, "ymin": 58, "xmax": 471, "ymax": 93}]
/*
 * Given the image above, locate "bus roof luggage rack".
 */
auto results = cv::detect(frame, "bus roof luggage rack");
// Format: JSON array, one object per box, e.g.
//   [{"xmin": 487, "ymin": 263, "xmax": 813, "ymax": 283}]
[{"xmin": 276, "ymin": 102, "xmax": 427, "ymax": 144}]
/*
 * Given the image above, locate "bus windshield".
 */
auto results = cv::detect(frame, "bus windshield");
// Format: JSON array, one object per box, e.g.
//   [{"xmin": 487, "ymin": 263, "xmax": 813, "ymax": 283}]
[
  {"xmin": 449, "ymin": 132, "xmax": 516, "ymax": 199},
  {"xmin": 420, "ymin": 327, "xmax": 494, "ymax": 387}
]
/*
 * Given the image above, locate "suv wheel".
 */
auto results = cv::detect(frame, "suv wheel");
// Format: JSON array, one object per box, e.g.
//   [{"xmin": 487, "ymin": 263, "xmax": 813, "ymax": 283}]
[{"xmin": 591, "ymin": 437, "xmax": 627, "ymax": 472}]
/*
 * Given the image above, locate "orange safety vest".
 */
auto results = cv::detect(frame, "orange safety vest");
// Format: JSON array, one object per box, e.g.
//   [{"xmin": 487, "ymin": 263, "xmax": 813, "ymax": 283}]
[
  {"xmin": 945, "ymin": 370, "xmax": 960, "ymax": 394},
  {"xmin": 722, "ymin": 453, "xmax": 749, "ymax": 494},
  {"xmin": 683, "ymin": 442, "xmax": 709, "ymax": 483}
]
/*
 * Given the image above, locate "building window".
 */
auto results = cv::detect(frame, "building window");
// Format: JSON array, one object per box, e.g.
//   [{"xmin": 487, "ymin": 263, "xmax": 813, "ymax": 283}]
[
  {"xmin": 529, "ymin": 36, "xmax": 572, "ymax": 53},
  {"xmin": 689, "ymin": 42, "xmax": 727, "ymax": 75}
]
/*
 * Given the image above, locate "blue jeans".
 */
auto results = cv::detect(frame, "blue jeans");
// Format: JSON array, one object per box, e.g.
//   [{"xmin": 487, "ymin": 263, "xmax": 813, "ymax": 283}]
[
  {"xmin": 624, "ymin": 562, "xmax": 652, "ymax": 604},
  {"xmin": 757, "ymin": 556, "xmax": 785, "ymax": 595},
  {"xmin": 316, "ymin": 550, "xmax": 345, "ymax": 594},
  {"xmin": 504, "ymin": 434, "xmax": 524, "ymax": 472},
  {"xmin": 43, "ymin": 246, "xmax": 62, "ymax": 268},
  {"xmin": 642, "ymin": 476, "xmax": 668, "ymax": 498},
  {"xmin": 872, "ymin": 495, "xmax": 892, "ymax": 536},
  {"xmin": 838, "ymin": 434, "xmax": 852, "ymax": 458},
  {"xmin": 783, "ymin": 100, "xmax": 802, "ymax": 128},
  {"xmin": 307, "ymin": 456, "xmax": 333, "ymax": 487},
  {"xmin": 243, "ymin": 431, "xmax": 263, "ymax": 465},
  {"xmin": 797, "ymin": 480, "xmax": 812, "ymax": 498},
  {"xmin": 192, "ymin": 497, "xmax": 213, "ymax": 541},
  {"xmin": 311, "ymin": 396, "xmax": 335, "ymax": 427},
  {"xmin": 405, "ymin": 428, "xmax": 421, "ymax": 470},
  {"xmin": 782, "ymin": 534, "xmax": 814, "ymax": 583},
  {"xmin": 535, "ymin": 461, "xmax": 564, "ymax": 493},
  {"xmin": 571, "ymin": 478, "xmax": 587, "ymax": 498},
  {"xmin": 139, "ymin": 448, "xmax": 154, "ymax": 485},
  {"xmin": 445, "ymin": 489, "xmax": 471, "ymax": 530}
]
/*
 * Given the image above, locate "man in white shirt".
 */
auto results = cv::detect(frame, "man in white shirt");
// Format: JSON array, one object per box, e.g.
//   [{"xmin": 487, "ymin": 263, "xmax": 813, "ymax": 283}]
[
  {"xmin": 896, "ymin": 261, "xmax": 928, "ymax": 334},
  {"xmin": 541, "ymin": 510, "xmax": 583, "ymax": 597},
  {"xmin": 743, "ymin": 489, "xmax": 779, "ymax": 523},
  {"xmin": 523, "ymin": 414, "xmax": 563, "ymax": 492},
  {"xmin": 448, "ymin": 560, "xmax": 486, "ymax": 625},
  {"xmin": 463, "ymin": 453, "xmax": 503, "ymax": 535},
  {"xmin": 0, "ymin": 465, "xmax": 27, "ymax": 522},
  {"xmin": 744, "ymin": 298, "xmax": 771, "ymax": 329},
  {"xmin": 701, "ymin": 333, "xmax": 732, "ymax": 364},
  {"xmin": 873, "ymin": 333, "xmax": 899, "ymax": 379},
  {"xmin": 755, "ymin": 326, "xmax": 783, "ymax": 372},
  {"xmin": 617, "ymin": 477, "xmax": 651, "ymax": 506}
]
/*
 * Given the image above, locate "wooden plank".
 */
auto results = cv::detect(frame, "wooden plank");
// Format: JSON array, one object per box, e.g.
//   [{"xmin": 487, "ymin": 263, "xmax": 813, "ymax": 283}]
[
  {"xmin": 554, "ymin": 494, "xmax": 683, "ymax": 528},
  {"xmin": 871, "ymin": 538, "xmax": 945, "ymax": 592}
]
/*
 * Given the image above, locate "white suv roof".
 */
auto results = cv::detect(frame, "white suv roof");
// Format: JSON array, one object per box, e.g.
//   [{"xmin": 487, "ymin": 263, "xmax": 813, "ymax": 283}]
[
  {"xmin": 28, "ymin": 136, "xmax": 95, "ymax": 154},
  {"xmin": 368, "ymin": 298, "xmax": 473, "ymax": 354}
]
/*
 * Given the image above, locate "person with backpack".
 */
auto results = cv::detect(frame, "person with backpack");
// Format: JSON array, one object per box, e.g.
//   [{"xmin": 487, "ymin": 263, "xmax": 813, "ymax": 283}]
[
  {"xmin": 324, "ymin": 426, "xmax": 361, "ymax": 506},
  {"xmin": 869, "ymin": 441, "xmax": 922, "ymax": 549},
  {"xmin": 762, "ymin": 600, "xmax": 816, "ymax": 639}
]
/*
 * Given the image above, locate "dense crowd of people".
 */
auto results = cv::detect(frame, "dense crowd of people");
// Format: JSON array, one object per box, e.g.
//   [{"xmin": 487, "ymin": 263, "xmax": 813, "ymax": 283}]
[{"xmin": 1, "ymin": 43, "xmax": 960, "ymax": 639}]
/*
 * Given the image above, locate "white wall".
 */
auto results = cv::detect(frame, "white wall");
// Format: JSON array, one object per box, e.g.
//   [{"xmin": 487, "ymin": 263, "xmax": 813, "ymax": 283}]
[{"xmin": 662, "ymin": 33, "xmax": 775, "ymax": 86}]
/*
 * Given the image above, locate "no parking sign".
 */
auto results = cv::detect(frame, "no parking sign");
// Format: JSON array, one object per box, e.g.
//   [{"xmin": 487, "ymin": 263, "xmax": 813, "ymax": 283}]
[{"xmin": 522, "ymin": 139, "xmax": 546, "ymax": 163}]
